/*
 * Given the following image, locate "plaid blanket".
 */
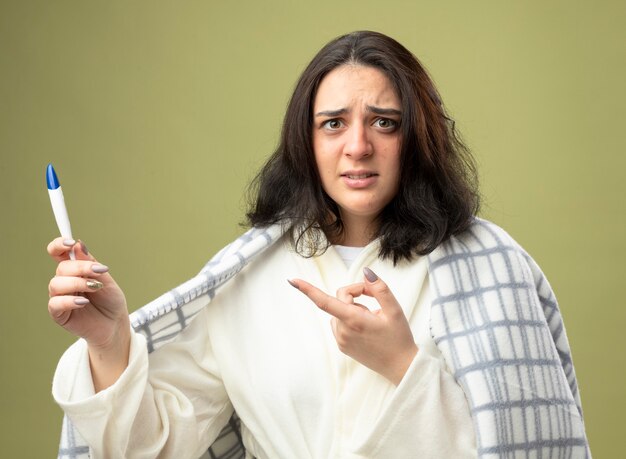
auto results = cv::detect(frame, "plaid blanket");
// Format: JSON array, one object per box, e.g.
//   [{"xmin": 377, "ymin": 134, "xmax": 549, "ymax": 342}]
[{"xmin": 57, "ymin": 219, "xmax": 590, "ymax": 458}]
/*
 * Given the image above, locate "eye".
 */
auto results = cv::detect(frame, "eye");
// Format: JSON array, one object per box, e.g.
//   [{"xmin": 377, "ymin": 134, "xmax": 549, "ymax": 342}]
[
  {"xmin": 321, "ymin": 119, "xmax": 343, "ymax": 130},
  {"xmin": 374, "ymin": 118, "xmax": 398, "ymax": 130}
]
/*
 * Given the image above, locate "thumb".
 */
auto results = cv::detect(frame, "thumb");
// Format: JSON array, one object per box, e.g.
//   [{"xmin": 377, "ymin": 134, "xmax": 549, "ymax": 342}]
[{"xmin": 362, "ymin": 267, "xmax": 403, "ymax": 315}]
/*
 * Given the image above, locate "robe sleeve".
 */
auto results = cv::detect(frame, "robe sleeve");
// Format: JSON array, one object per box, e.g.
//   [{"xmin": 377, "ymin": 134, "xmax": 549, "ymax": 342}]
[
  {"xmin": 350, "ymin": 343, "xmax": 477, "ymax": 458},
  {"xmin": 52, "ymin": 306, "xmax": 233, "ymax": 459}
]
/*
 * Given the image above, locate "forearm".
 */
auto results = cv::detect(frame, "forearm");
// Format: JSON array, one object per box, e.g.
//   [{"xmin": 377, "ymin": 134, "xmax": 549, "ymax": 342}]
[
  {"xmin": 385, "ymin": 342, "xmax": 418, "ymax": 386},
  {"xmin": 87, "ymin": 317, "xmax": 131, "ymax": 392}
]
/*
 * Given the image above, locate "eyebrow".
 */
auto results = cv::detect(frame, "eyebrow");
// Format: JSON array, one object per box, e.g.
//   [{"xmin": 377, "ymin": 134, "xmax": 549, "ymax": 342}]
[
  {"xmin": 367, "ymin": 105, "xmax": 402, "ymax": 116},
  {"xmin": 314, "ymin": 108, "xmax": 348, "ymax": 117},
  {"xmin": 314, "ymin": 105, "xmax": 402, "ymax": 117}
]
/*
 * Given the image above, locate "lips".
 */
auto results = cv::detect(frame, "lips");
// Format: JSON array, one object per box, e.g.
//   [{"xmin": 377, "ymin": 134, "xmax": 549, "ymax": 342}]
[
  {"xmin": 341, "ymin": 170, "xmax": 378, "ymax": 179},
  {"xmin": 340, "ymin": 171, "xmax": 379, "ymax": 188},
  {"xmin": 344, "ymin": 173, "xmax": 376, "ymax": 179}
]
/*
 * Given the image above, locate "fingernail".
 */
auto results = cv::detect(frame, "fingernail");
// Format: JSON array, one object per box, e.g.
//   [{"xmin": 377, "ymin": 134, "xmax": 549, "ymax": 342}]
[
  {"xmin": 363, "ymin": 267, "xmax": 378, "ymax": 282},
  {"xmin": 91, "ymin": 264, "xmax": 109, "ymax": 274},
  {"xmin": 74, "ymin": 297, "xmax": 90, "ymax": 305},
  {"xmin": 86, "ymin": 280, "xmax": 103, "ymax": 290},
  {"xmin": 80, "ymin": 240, "xmax": 89, "ymax": 255},
  {"xmin": 287, "ymin": 279, "xmax": 299, "ymax": 290},
  {"xmin": 63, "ymin": 238, "xmax": 76, "ymax": 247}
]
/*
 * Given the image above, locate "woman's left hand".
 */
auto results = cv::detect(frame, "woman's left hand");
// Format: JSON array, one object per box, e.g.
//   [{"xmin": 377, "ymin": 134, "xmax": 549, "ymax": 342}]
[{"xmin": 289, "ymin": 267, "xmax": 418, "ymax": 386}]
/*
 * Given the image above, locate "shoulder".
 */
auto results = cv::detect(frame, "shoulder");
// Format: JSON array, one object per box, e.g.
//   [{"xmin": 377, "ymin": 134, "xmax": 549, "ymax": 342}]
[
  {"xmin": 443, "ymin": 217, "xmax": 524, "ymax": 254},
  {"xmin": 426, "ymin": 218, "xmax": 559, "ymax": 323},
  {"xmin": 427, "ymin": 217, "xmax": 545, "ymax": 294},
  {"xmin": 239, "ymin": 231, "xmax": 293, "ymax": 275},
  {"xmin": 428, "ymin": 217, "xmax": 529, "ymax": 264},
  {"xmin": 212, "ymin": 231, "xmax": 293, "ymax": 296}
]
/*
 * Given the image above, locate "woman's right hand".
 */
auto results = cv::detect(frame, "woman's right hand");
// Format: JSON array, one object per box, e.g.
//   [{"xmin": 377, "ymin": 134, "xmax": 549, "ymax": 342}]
[{"xmin": 47, "ymin": 237, "xmax": 131, "ymax": 390}]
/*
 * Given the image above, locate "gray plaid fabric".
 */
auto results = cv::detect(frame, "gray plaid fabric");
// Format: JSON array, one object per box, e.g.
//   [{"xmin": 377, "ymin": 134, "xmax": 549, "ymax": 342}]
[
  {"xmin": 57, "ymin": 219, "xmax": 589, "ymax": 458},
  {"xmin": 428, "ymin": 220, "xmax": 589, "ymax": 458}
]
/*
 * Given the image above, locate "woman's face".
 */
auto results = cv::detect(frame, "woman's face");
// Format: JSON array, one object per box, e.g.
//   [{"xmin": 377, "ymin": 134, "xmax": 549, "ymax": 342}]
[{"xmin": 312, "ymin": 65, "xmax": 402, "ymax": 235}]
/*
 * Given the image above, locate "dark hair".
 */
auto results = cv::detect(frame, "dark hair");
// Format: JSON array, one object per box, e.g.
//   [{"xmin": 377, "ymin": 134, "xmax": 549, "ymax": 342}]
[{"xmin": 246, "ymin": 31, "xmax": 479, "ymax": 263}]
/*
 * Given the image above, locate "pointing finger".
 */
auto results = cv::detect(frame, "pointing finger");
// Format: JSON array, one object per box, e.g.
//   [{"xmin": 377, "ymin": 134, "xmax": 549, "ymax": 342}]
[{"xmin": 289, "ymin": 279, "xmax": 354, "ymax": 322}]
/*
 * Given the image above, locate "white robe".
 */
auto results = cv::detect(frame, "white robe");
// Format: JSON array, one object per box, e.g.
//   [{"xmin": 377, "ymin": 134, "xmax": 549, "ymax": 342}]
[{"xmin": 53, "ymin": 236, "xmax": 476, "ymax": 458}]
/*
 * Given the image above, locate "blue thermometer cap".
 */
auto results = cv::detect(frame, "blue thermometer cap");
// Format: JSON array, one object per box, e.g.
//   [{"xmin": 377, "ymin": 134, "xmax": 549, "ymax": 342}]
[{"xmin": 46, "ymin": 163, "xmax": 60, "ymax": 190}]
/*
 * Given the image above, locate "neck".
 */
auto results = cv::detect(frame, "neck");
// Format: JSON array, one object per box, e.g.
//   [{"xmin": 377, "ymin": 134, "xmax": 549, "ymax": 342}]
[{"xmin": 332, "ymin": 213, "xmax": 378, "ymax": 247}]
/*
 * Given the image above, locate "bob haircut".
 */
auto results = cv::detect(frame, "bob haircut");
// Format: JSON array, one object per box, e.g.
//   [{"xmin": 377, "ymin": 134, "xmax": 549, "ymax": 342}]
[{"xmin": 247, "ymin": 30, "xmax": 480, "ymax": 263}]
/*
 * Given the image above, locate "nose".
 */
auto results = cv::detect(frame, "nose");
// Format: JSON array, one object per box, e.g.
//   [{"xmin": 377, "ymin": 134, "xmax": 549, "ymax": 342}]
[{"xmin": 343, "ymin": 124, "xmax": 373, "ymax": 160}]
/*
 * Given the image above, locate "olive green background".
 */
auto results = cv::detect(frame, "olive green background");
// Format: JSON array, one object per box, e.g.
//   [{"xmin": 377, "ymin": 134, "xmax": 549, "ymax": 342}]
[{"xmin": 1, "ymin": 1, "xmax": 624, "ymax": 457}]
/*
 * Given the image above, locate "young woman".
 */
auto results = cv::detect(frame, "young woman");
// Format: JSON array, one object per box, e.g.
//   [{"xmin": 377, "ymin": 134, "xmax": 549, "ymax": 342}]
[{"xmin": 49, "ymin": 31, "xmax": 589, "ymax": 458}]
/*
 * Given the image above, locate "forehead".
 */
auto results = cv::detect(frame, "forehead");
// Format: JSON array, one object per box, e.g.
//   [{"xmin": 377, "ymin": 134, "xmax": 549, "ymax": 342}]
[{"xmin": 313, "ymin": 65, "xmax": 400, "ymax": 110}]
